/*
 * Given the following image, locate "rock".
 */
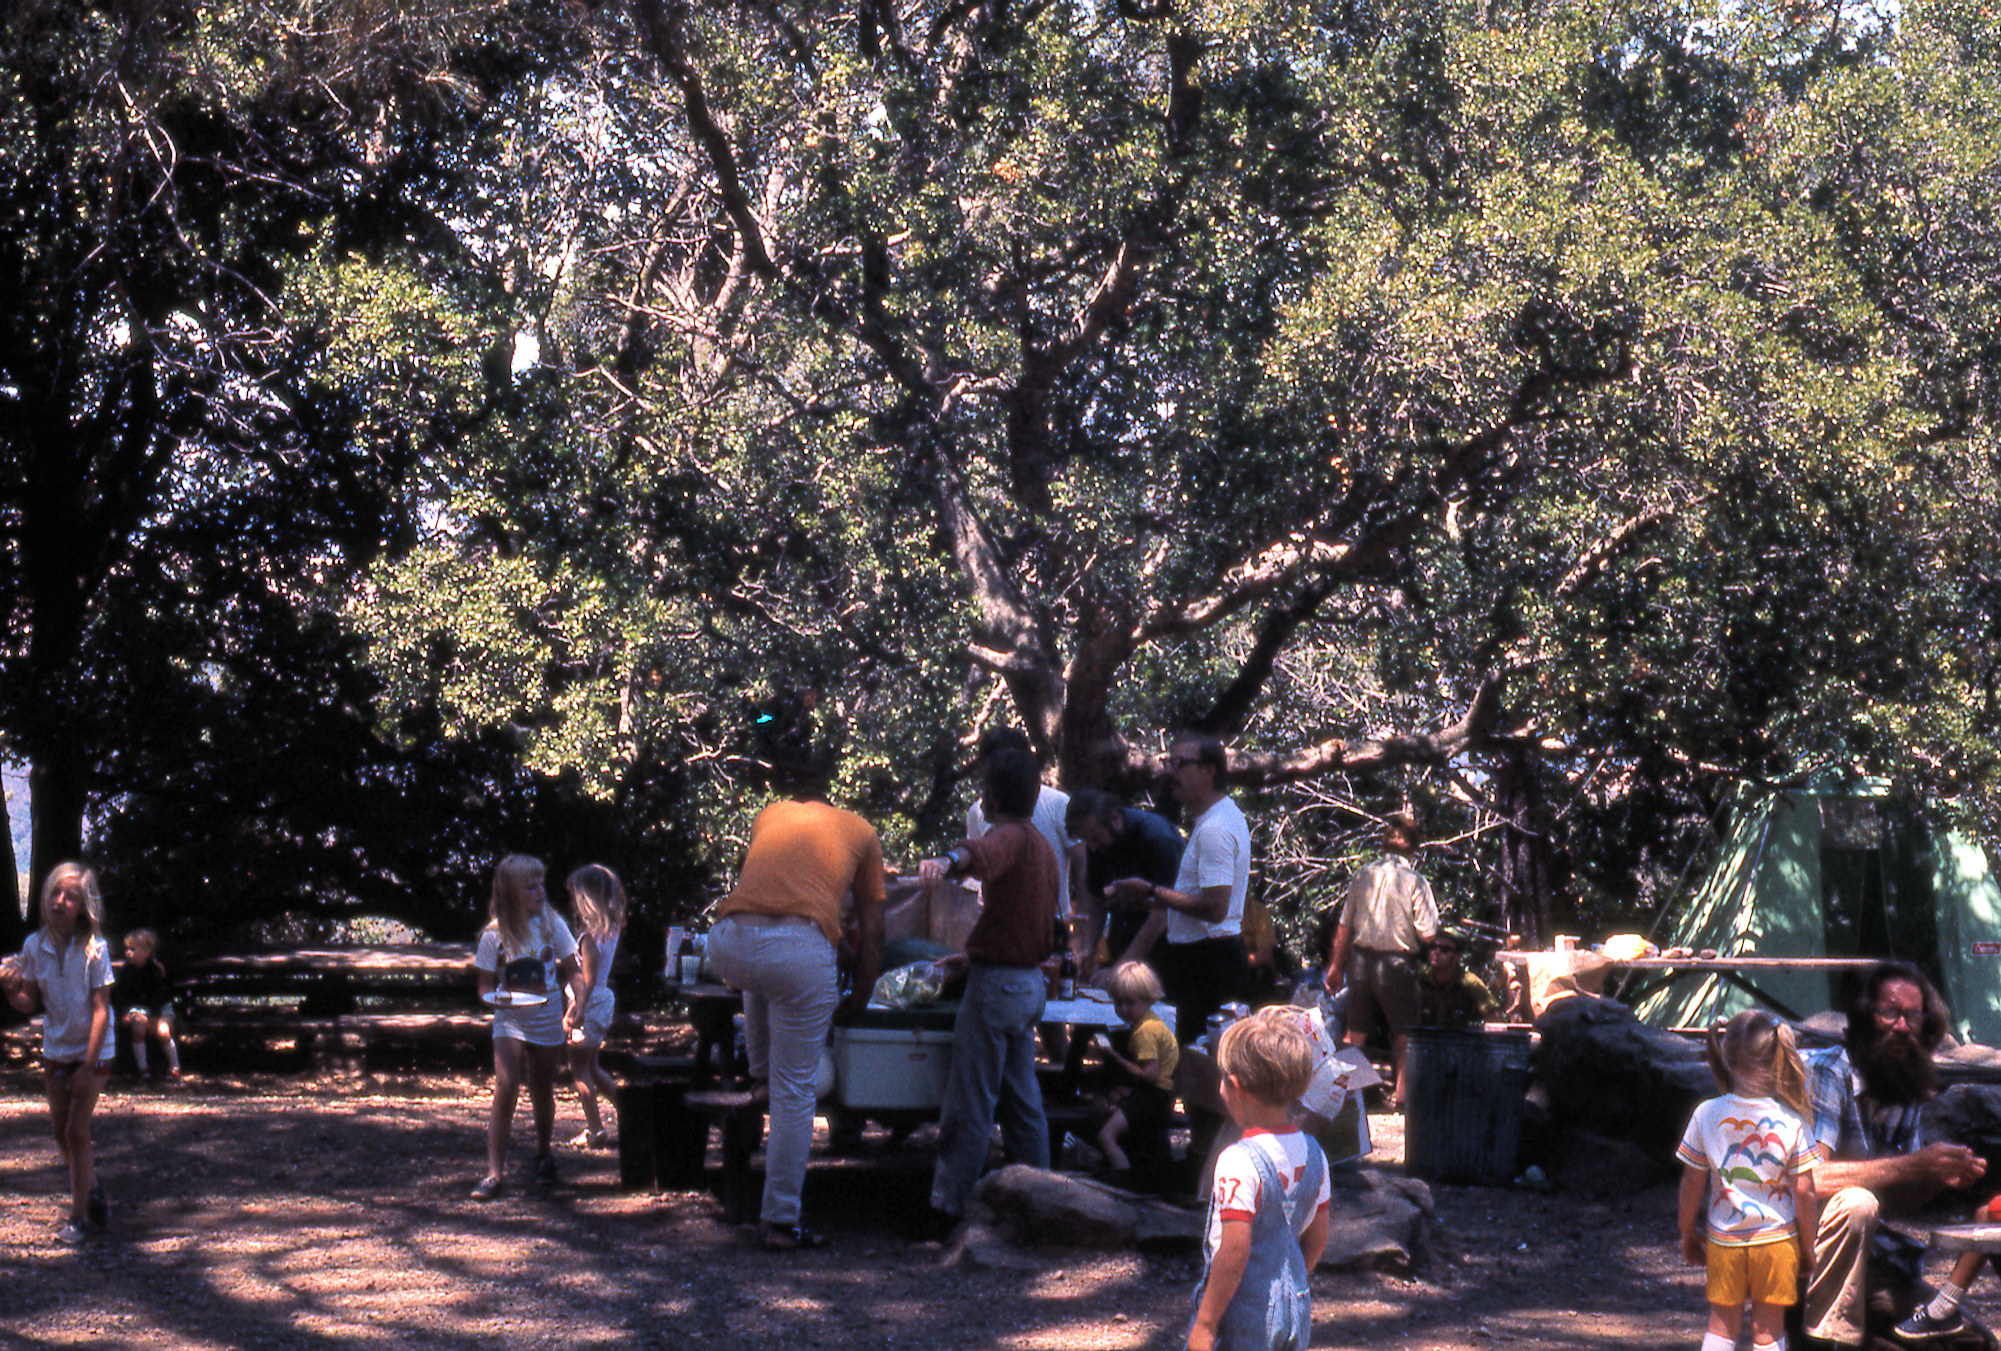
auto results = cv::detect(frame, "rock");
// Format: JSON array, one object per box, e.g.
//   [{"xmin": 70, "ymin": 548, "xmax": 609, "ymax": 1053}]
[
  {"xmin": 1534, "ymin": 997, "xmax": 1711, "ymax": 1154},
  {"xmin": 972, "ymin": 1164, "xmax": 1139, "ymax": 1247},
  {"xmin": 1317, "ymin": 1167, "xmax": 1430, "ymax": 1273},
  {"xmin": 1923, "ymin": 1083, "xmax": 2001, "ymax": 1194},
  {"xmin": 1926, "ymin": 1083, "xmax": 2001, "ymax": 1153},
  {"xmin": 1554, "ymin": 1128, "xmax": 1674, "ymax": 1198},
  {"xmin": 1516, "ymin": 1083, "xmax": 1561, "ymax": 1171},
  {"xmin": 1132, "ymin": 1199, "xmax": 1204, "ymax": 1250},
  {"xmin": 968, "ymin": 1162, "xmax": 1435, "ymax": 1272},
  {"xmin": 942, "ymin": 1219, "xmax": 1046, "ymax": 1271}
]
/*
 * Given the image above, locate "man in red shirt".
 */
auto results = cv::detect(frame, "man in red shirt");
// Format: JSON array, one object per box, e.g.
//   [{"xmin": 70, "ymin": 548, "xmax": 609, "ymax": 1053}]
[{"xmin": 918, "ymin": 747, "xmax": 1060, "ymax": 1227}]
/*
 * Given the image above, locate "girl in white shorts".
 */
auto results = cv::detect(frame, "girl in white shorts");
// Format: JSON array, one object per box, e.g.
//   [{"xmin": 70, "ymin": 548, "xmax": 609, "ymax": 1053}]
[
  {"xmin": 471, "ymin": 855, "xmax": 583, "ymax": 1199},
  {"xmin": 562, "ymin": 864, "xmax": 626, "ymax": 1148}
]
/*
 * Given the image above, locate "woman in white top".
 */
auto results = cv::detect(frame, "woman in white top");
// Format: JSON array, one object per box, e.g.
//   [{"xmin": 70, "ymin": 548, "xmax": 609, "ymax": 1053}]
[
  {"xmin": 562, "ymin": 864, "xmax": 626, "ymax": 1149},
  {"xmin": 471, "ymin": 855, "xmax": 584, "ymax": 1199}
]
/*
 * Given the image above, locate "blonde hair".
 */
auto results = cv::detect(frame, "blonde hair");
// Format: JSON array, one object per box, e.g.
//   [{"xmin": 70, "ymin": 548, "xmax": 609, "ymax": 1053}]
[
  {"xmin": 566, "ymin": 864, "xmax": 627, "ymax": 939},
  {"xmin": 488, "ymin": 855, "xmax": 547, "ymax": 953},
  {"xmin": 1708, "ymin": 1010, "xmax": 1810, "ymax": 1120},
  {"xmin": 125, "ymin": 927, "xmax": 160, "ymax": 956},
  {"xmin": 1217, "ymin": 1007, "xmax": 1315, "ymax": 1107},
  {"xmin": 1106, "ymin": 960, "xmax": 1164, "ymax": 1007},
  {"xmin": 40, "ymin": 863, "xmax": 104, "ymax": 939}
]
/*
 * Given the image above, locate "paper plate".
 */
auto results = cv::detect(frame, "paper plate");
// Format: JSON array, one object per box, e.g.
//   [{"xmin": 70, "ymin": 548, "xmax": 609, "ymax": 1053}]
[{"xmin": 483, "ymin": 989, "xmax": 549, "ymax": 1008}]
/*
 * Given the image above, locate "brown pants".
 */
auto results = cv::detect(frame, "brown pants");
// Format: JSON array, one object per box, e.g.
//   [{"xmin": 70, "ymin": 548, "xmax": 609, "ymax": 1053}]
[
  {"xmin": 1805, "ymin": 1186, "xmax": 1880, "ymax": 1346},
  {"xmin": 1344, "ymin": 947, "xmax": 1419, "ymax": 1044}
]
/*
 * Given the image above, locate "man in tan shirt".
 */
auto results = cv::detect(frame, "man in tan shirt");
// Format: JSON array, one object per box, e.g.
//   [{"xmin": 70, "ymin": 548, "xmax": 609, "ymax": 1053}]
[{"xmin": 1324, "ymin": 813, "xmax": 1438, "ymax": 1109}]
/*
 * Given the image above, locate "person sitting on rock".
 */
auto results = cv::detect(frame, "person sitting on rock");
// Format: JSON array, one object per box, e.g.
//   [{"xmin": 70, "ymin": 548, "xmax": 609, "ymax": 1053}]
[{"xmin": 1801, "ymin": 961, "xmax": 1988, "ymax": 1347}]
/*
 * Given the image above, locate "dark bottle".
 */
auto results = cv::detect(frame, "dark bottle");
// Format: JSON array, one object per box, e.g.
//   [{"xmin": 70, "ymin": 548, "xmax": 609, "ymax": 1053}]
[{"xmin": 1055, "ymin": 919, "xmax": 1075, "ymax": 1001}]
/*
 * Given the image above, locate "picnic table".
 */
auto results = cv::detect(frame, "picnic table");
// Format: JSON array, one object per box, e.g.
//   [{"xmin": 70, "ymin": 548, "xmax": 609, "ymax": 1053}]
[
  {"xmin": 160, "ymin": 943, "xmax": 483, "ymax": 1067},
  {"xmin": 629, "ymin": 979, "xmax": 1181, "ymax": 1216},
  {"xmin": 178, "ymin": 943, "xmax": 476, "ymax": 1010},
  {"xmin": 1498, "ymin": 949, "xmax": 1886, "ymax": 1022}
]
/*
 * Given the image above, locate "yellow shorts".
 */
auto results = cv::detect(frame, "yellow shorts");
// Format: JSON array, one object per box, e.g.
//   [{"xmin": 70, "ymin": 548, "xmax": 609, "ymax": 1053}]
[{"xmin": 1706, "ymin": 1237, "xmax": 1800, "ymax": 1307}]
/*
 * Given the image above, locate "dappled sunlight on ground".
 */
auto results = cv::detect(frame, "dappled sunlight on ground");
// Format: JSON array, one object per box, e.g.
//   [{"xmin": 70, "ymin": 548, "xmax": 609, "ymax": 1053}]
[{"xmin": 0, "ymin": 1070, "xmax": 1744, "ymax": 1349}]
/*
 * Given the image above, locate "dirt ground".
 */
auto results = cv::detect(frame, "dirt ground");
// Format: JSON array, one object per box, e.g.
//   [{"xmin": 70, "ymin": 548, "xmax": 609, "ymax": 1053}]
[{"xmin": 0, "ymin": 1065, "xmax": 1718, "ymax": 1350}]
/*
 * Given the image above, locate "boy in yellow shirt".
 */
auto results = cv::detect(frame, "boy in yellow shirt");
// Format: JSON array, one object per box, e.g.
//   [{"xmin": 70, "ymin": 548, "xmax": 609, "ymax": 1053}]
[{"xmin": 1093, "ymin": 961, "xmax": 1179, "ymax": 1171}]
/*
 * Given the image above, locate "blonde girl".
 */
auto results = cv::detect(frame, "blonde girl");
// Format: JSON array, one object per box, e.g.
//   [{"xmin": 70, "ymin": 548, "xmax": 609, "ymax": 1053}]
[
  {"xmin": 471, "ymin": 855, "xmax": 585, "ymax": 1200},
  {"xmin": 0, "ymin": 863, "xmax": 116, "ymax": 1244},
  {"xmin": 1675, "ymin": 1011, "xmax": 1821, "ymax": 1351},
  {"xmin": 561, "ymin": 864, "xmax": 626, "ymax": 1148}
]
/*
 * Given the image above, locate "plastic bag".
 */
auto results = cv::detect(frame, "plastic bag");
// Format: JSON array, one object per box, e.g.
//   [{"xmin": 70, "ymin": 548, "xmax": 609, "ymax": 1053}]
[{"xmin": 871, "ymin": 960, "xmax": 945, "ymax": 1009}]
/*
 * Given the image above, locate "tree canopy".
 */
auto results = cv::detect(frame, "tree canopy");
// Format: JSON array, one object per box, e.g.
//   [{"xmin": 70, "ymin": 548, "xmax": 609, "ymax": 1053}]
[{"xmin": 6, "ymin": 0, "xmax": 2001, "ymax": 947}]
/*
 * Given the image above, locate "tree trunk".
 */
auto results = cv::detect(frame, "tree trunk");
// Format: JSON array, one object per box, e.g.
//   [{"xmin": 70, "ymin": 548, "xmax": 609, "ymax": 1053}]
[
  {"xmin": 0, "ymin": 771, "xmax": 22, "ymax": 951},
  {"xmin": 1492, "ymin": 746, "xmax": 1555, "ymax": 947},
  {"xmin": 28, "ymin": 755, "xmax": 87, "ymax": 924}
]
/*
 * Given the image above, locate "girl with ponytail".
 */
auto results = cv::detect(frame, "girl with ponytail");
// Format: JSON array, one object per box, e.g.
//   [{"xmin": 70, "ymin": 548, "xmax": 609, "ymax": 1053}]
[{"xmin": 1677, "ymin": 1011, "xmax": 1822, "ymax": 1351}]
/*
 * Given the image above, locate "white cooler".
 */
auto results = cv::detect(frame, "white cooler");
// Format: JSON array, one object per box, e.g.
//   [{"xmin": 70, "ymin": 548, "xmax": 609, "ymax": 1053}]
[{"xmin": 833, "ymin": 1024, "xmax": 955, "ymax": 1111}]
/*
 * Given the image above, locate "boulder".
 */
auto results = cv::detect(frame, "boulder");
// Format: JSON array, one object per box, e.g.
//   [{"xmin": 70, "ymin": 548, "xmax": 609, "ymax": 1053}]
[
  {"xmin": 1926, "ymin": 1083, "xmax": 2001, "ymax": 1154},
  {"xmin": 972, "ymin": 1165, "xmax": 1139, "ymax": 1247},
  {"xmin": 1534, "ymin": 997, "xmax": 1711, "ymax": 1154},
  {"xmin": 1554, "ymin": 1127, "xmax": 1674, "ymax": 1199},
  {"xmin": 1924, "ymin": 1083, "xmax": 2001, "ymax": 1194},
  {"xmin": 968, "ymin": 1162, "xmax": 1436, "ymax": 1272},
  {"xmin": 1132, "ymin": 1199, "xmax": 1204, "ymax": 1250},
  {"xmin": 943, "ymin": 1218, "xmax": 1047, "ymax": 1271},
  {"xmin": 1318, "ymin": 1168, "xmax": 1430, "ymax": 1272}
]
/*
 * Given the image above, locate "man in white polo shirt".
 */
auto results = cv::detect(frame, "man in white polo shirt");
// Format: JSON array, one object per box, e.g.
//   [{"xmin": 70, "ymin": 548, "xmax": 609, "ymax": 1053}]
[{"xmin": 1109, "ymin": 731, "xmax": 1251, "ymax": 1044}]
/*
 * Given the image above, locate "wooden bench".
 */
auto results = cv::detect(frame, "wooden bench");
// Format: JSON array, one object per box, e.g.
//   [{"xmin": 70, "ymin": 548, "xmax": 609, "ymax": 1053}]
[
  {"xmin": 177, "ymin": 1009, "xmax": 494, "ymax": 1069},
  {"xmin": 615, "ymin": 1073, "xmax": 767, "ymax": 1219}
]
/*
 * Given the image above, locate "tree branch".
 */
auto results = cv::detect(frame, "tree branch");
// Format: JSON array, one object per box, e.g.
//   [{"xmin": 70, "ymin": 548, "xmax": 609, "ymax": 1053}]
[{"xmin": 632, "ymin": 0, "xmax": 778, "ymax": 279}]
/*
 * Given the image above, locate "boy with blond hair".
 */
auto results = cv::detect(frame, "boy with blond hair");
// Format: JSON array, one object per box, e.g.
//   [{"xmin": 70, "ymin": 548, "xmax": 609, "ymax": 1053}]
[
  {"xmin": 1092, "ymin": 961, "xmax": 1179, "ymax": 1172},
  {"xmin": 1190, "ymin": 1008, "xmax": 1331, "ymax": 1351}
]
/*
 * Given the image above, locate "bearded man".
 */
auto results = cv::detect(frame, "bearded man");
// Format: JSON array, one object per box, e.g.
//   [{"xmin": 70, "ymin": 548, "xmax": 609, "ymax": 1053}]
[{"xmin": 1802, "ymin": 962, "xmax": 1987, "ymax": 1347}]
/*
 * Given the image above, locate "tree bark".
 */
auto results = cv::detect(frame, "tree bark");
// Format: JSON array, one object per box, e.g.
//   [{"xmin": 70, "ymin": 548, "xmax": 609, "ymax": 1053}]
[
  {"xmin": 0, "ymin": 772, "xmax": 22, "ymax": 951},
  {"xmin": 1491, "ymin": 745, "xmax": 1555, "ymax": 947},
  {"xmin": 28, "ymin": 755, "xmax": 88, "ymax": 924}
]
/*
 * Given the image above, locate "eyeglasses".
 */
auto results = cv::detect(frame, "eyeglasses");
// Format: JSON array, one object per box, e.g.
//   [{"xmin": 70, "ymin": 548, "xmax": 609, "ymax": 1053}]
[
  {"xmin": 1874, "ymin": 1004, "xmax": 1924, "ymax": 1028},
  {"xmin": 1167, "ymin": 755, "xmax": 1202, "ymax": 770}
]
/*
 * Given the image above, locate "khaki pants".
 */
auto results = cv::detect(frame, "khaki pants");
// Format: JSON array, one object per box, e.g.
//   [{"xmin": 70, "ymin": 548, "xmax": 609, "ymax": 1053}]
[{"xmin": 1805, "ymin": 1186, "xmax": 1880, "ymax": 1346}]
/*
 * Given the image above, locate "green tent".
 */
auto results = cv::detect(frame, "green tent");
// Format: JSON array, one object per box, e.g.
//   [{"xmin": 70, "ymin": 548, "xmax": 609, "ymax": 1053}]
[{"xmin": 1634, "ymin": 781, "xmax": 2001, "ymax": 1046}]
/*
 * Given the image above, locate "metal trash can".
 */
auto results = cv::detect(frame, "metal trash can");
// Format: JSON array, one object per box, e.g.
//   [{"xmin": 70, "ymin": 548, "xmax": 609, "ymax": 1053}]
[{"xmin": 1402, "ymin": 1027, "xmax": 1533, "ymax": 1185}]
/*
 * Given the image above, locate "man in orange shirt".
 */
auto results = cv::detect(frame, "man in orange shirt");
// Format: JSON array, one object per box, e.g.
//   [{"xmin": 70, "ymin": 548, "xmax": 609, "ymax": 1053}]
[{"xmin": 707, "ymin": 770, "xmax": 886, "ymax": 1251}]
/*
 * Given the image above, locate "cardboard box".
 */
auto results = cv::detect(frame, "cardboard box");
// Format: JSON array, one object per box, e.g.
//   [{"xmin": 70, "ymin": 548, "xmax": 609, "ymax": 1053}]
[{"xmin": 833, "ymin": 1024, "xmax": 955, "ymax": 1111}]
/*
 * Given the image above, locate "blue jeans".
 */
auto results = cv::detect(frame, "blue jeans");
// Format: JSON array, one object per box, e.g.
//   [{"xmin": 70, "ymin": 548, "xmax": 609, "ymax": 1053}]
[
  {"xmin": 931, "ymin": 964, "xmax": 1049, "ymax": 1216},
  {"xmin": 705, "ymin": 915, "xmax": 837, "ymax": 1227}
]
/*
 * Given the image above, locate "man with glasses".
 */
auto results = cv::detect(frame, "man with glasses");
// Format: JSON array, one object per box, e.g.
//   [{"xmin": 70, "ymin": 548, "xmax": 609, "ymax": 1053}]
[
  {"xmin": 1801, "ymin": 962, "xmax": 1987, "ymax": 1347},
  {"xmin": 1106, "ymin": 732, "xmax": 1251, "ymax": 1045}
]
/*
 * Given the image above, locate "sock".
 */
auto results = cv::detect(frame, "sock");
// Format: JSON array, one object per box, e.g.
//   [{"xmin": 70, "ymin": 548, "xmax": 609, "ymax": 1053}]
[
  {"xmin": 1752, "ymin": 1337, "xmax": 1785, "ymax": 1351},
  {"xmin": 1701, "ymin": 1331, "xmax": 1735, "ymax": 1351},
  {"xmin": 132, "ymin": 1038, "xmax": 149, "ymax": 1074},
  {"xmin": 1927, "ymin": 1279, "xmax": 1969, "ymax": 1320},
  {"xmin": 163, "ymin": 1037, "xmax": 180, "ymax": 1072}
]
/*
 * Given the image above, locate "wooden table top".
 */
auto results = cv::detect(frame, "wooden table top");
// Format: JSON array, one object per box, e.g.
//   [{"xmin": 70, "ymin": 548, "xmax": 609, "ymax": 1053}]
[
  {"xmin": 1497, "ymin": 952, "xmax": 1885, "ymax": 972},
  {"xmin": 183, "ymin": 944, "xmax": 475, "ymax": 976}
]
